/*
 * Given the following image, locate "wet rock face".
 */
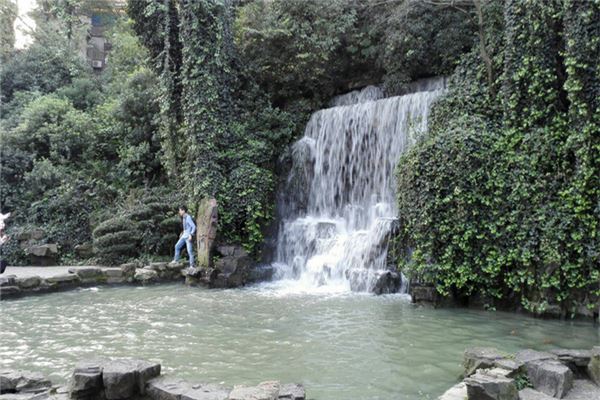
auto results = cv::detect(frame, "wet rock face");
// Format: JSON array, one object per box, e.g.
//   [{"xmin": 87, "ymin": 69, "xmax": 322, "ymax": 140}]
[{"xmin": 371, "ymin": 270, "xmax": 401, "ymax": 295}]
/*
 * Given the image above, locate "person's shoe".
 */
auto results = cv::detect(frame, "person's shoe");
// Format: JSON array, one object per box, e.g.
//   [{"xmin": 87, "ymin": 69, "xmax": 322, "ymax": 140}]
[{"xmin": 169, "ymin": 260, "xmax": 178, "ymax": 265}]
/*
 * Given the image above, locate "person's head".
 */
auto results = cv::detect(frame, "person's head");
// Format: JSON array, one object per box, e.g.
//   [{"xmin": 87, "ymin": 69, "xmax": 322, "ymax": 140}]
[{"xmin": 178, "ymin": 206, "xmax": 187, "ymax": 217}]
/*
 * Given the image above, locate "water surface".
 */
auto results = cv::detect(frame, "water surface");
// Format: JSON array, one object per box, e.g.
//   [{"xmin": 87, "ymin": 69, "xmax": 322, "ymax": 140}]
[{"xmin": 0, "ymin": 283, "xmax": 597, "ymax": 399}]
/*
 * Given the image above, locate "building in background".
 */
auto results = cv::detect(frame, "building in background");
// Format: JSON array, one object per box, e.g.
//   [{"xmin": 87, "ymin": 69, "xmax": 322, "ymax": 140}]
[{"xmin": 8, "ymin": 0, "xmax": 125, "ymax": 72}]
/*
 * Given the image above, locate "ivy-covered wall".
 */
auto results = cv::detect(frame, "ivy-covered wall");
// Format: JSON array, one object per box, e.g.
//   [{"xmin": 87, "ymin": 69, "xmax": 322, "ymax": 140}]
[{"xmin": 395, "ymin": 0, "xmax": 599, "ymax": 316}]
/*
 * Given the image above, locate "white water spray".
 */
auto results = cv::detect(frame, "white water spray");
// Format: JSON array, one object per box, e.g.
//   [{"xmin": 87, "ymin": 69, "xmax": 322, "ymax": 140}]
[{"xmin": 272, "ymin": 79, "xmax": 445, "ymax": 293}]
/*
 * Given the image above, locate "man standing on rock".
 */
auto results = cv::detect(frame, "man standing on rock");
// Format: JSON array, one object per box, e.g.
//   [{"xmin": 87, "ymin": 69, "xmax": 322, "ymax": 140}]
[{"xmin": 171, "ymin": 206, "xmax": 196, "ymax": 269}]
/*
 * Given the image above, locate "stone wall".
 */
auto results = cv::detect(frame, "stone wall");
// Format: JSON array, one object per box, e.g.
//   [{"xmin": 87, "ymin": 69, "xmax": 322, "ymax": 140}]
[
  {"xmin": 439, "ymin": 346, "xmax": 600, "ymax": 400},
  {"xmin": 0, "ymin": 359, "xmax": 306, "ymax": 400}
]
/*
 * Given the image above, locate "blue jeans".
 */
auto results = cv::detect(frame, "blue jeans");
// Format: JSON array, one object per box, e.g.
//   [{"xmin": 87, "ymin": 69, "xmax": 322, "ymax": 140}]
[{"xmin": 174, "ymin": 235, "xmax": 194, "ymax": 266}]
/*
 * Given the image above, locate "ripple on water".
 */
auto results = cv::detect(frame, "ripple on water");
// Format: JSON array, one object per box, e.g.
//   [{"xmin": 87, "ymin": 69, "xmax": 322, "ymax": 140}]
[{"xmin": 0, "ymin": 283, "xmax": 597, "ymax": 400}]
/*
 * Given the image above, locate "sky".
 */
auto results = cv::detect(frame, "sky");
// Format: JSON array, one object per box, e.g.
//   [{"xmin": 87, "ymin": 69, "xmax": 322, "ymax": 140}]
[{"xmin": 14, "ymin": 0, "xmax": 36, "ymax": 49}]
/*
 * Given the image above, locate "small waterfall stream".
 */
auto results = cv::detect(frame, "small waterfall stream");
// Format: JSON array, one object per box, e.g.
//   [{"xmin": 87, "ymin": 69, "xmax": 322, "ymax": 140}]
[{"xmin": 272, "ymin": 79, "xmax": 445, "ymax": 293}]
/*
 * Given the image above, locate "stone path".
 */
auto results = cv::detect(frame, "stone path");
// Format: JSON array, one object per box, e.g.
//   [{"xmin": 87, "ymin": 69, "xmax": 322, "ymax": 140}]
[{"xmin": 3, "ymin": 266, "xmax": 98, "ymax": 278}]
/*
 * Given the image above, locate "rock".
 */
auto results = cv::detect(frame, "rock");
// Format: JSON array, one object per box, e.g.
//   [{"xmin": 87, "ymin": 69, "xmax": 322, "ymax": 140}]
[
  {"xmin": 0, "ymin": 393, "xmax": 51, "ymax": 400},
  {"xmin": 102, "ymin": 360, "xmax": 137, "ymax": 399},
  {"xmin": 15, "ymin": 276, "xmax": 41, "ymax": 290},
  {"xmin": 515, "ymin": 350, "xmax": 557, "ymax": 365},
  {"xmin": 0, "ymin": 286, "xmax": 21, "ymax": 298},
  {"xmin": 69, "ymin": 268, "xmax": 104, "ymax": 283},
  {"xmin": 0, "ymin": 370, "xmax": 51, "ymax": 394},
  {"xmin": 102, "ymin": 268, "xmax": 125, "ymax": 284},
  {"xmin": 16, "ymin": 229, "xmax": 44, "ymax": 242},
  {"xmin": 278, "ymin": 384, "xmax": 305, "ymax": 400},
  {"xmin": 45, "ymin": 274, "xmax": 80, "ymax": 286},
  {"xmin": 564, "ymin": 378, "xmax": 600, "ymax": 400},
  {"xmin": 438, "ymin": 382, "xmax": 466, "ymax": 400},
  {"xmin": 181, "ymin": 383, "xmax": 230, "ymax": 400},
  {"xmin": 411, "ymin": 285, "xmax": 438, "ymax": 305},
  {"xmin": 0, "ymin": 275, "xmax": 16, "ymax": 287},
  {"xmin": 587, "ymin": 346, "xmax": 600, "ymax": 386},
  {"xmin": 74, "ymin": 243, "xmax": 94, "ymax": 258},
  {"xmin": 518, "ymin": 388, "xmax": 556, "ymax": 400},
  {"xmin": 28, "ymin": 245, "xmax": 58, "ymax": 266},
  {"xmin": 196, "ymin": 198, "xmax": 218, "ymax": 268},
  {"xmin": 464, "ymin": 369, "xmax": 518, "ymax": 400},
  {"xmin": 464, "ymin": 347, "xmax": 510, "ymax": 377},
  {"xmin": 146, "ymin": 376, "xmax": 188, "ymax": 400},
  {"xmin": 524, "ymin": 359, "xmax": 573, "ymax": 398},
  {"xmin": 549, "ymin": 349, "xmax": 591, "ymax": 375},
  {"xmin": 228, "ymin": 381, "xmax": 280, "ymax": 400},
  {"xmin": 119, "ymin": 263, "xmax": 138, "ymax": 277},
  {"xmin": 372, "ymin": 270, "xmax": 401, "ymax": 294},
  {"xmin": 216, "ymin": 246, "xmax": 235, "ymax": 257},
  {"xmin": 134, "ymin": 269, "xmax": 158, "ymax": 284},
  {"xmin": 134, "ymin": 360, "xmax": 161, "ymax": 395},
  {"xmin": 69, "ymin": 360, "xmax": 104, "ymax": 398},
  {"xmin": 247, "ymin": 265, "xmax": 274, "ymax": 284},
  {"xmin": 146, "ymin": 263, "xmax": 168, "ymax": 272},
  {"xmin": 28, "ymin": 244, "xmax": 58, "ymax": 257}
]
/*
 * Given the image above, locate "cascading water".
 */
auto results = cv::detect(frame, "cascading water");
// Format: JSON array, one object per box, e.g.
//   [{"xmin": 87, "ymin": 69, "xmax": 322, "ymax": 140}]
[{"xmin": 272, "ymin": 79, "xmax": 445, "ymax": 293}]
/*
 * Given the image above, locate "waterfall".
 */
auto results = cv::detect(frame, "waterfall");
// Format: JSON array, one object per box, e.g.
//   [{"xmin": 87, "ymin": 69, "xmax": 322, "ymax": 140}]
[{"xmin": 272, "ymin": 79, "xmax": 445, "ymax": 293}]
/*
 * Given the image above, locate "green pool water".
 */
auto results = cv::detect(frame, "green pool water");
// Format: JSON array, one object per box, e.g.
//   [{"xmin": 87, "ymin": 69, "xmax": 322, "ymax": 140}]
[{"xmin": 0, "ymin": 283, "xmax": 597, "ymax": 399}]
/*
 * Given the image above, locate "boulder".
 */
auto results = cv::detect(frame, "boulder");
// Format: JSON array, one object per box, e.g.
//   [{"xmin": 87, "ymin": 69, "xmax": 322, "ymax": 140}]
[
  {"xmin": 134, "ymin": 269, "xmax": 158, "ymax": 284},
  {"xmin": 69, "ymin": 360, "xmax": 104, "ymax": 398},
  {"xmin": 0, "ymin": 275, "xmax": 16, "ymax": 287},
  {"xmin": 549, "ymin": 349, "xmax": 591, "ymax": 375},
  {"xmin": 564, "ymin": 378, "xmax": 600, "ymax": 399},
  {"xmin": 278, "ymin": 384, "xmax": 305, "ymax": 400},
  {"xmin": 102, "ymin": 360, "xmax": 137, "ymax": 399},
  {"xmin": 0, "ymin": 286, "xmax": 21, "ymax": 298},
  {"xmin": 0, "ymin": 370, "xmax": 51, "ymax": 394},
  {"xmin": 464, "ymin": 369, "xmax": 518, "ymax": 400},
  {"xmin": 28, "ymin": 244, "xmax": 58, "ymax": 266},
  {"xmin": 196, "ymin": 198, "xmax": 218, "ymax": 268},
  {"xmin": 524, "ymin": 359, "xmax": 573, "ymax": 398},
  {"xmin": 119, "ymin": 263, "xmax": 138, "ymax": 277},
  {"xmin": 517, "ymin": 388, "xmax": 555, "ymax": 400},
  {"xmin": 181, "ymin": 383, "xmax": 230, "ymax": 400},
  {"xmin": 464, "ymin": 347, "xmax": 510, "ymax": 377},
  {"xmin": 69, "ymin": 268, "xmax": 104, "ymax": 283},
  {"xmin": 15, "ymin": 277, "xmax": 41, "ymax": 290},
  {"xmin": 146, "ymin": 376, "xmax": 188, "ymax": 400},
  {"xmin": 410, "ymin": 285, "xmax": 438, "ymax": 305},
  {"xmin": 587, "ymin": 346, "xmax": 600, "ymax": 386},
  {"xmin": 372, "ymin": 271, "xmax": 401, "ymax": 295},
  {"xmin": 228, "ymin": 381, "xmax": 280, "ymax": 400},
  {"xmin": 134, "ymin": 360, "xmax": 161, "ymax": 395},
  {"xmin": 45, "ymin": 274, "xmax": 80, "ymax": 286},
  {"xmin": 102, "ymin": 268, "xmax": 125, "ymax": 284},
  {"xmin": 515, "ymin": 350, "xmax": 557, "ymax": 365},
  {"xmin": 215, "ymin": 246, "xmax": 235, "ymax": 257},
  {"xmin": 438, "ymin": 382, "xmax": 467, "ymax": 400}
]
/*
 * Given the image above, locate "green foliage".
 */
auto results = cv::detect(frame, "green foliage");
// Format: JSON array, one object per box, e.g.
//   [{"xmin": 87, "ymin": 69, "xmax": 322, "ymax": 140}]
[
  {"xmin": 396, "ymin": 0, "xmax": 599, "ymax": 314},
  {"xmin": 0, "ymin": 0, "xmax": 16, "ymax": 63},
  {"xmin": 0, "ymin": 34, "xmax": 88, "ymax": 103},
  {"xmin": 369, "ymin": 0, "xmax": 477, "ymax": 92},
  {"xmin": 236, "ymin": 0, "xmax": 358, "ymax": 109}
]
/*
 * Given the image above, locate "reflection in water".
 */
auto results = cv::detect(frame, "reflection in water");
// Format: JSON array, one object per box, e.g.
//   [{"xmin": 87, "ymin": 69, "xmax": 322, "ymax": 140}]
[{"xmin": 0, "ymin": 283, "xmax": 597, "ymax": 400}]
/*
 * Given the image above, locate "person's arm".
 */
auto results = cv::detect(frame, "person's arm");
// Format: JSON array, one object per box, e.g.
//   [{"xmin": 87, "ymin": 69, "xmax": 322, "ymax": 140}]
[{"xmin": 187, "ymin": 215, "xmax": 196, "ymax": 239}]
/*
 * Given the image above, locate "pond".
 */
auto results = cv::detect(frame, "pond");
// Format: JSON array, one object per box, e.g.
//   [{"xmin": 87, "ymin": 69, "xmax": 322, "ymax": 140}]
[{"xmin": 0, "ymin": 282, "xmax": 597, "ymax": 399}]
